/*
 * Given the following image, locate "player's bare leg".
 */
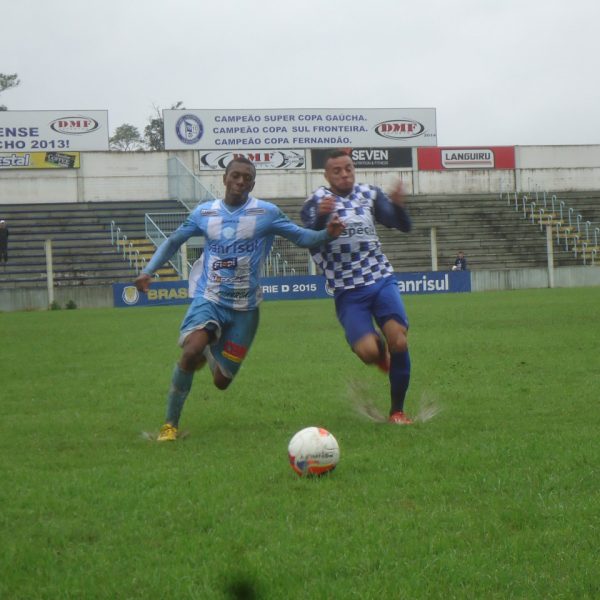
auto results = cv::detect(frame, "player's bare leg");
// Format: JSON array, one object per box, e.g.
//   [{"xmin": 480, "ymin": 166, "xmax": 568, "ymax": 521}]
[
  {"xmin": 351, "ymin": 330, "xmax": 390, "ymax": 373},
  {"xmin": 158, "ymin": 330, "xmax": 212, "ymax": 441},
  {"xmin": 381, "ymin": 319, "xmax": 412, "ymax": 424},
  {"xmin": 182, "ymin": 330, "xmax": 232, "ymax": 390},
  {"xmin": 381, "ymin": 319, "xmax": 408, "ymax": 354},
  {"xmin": 352, "ymin": 333, "xmax": 385, "ymax": 365}
]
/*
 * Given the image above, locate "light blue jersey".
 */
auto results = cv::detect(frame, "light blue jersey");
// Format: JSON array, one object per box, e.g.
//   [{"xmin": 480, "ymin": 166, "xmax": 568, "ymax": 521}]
[{"xmin": 143, "ymin": 196, "xmax": 332, "ymax": 310}]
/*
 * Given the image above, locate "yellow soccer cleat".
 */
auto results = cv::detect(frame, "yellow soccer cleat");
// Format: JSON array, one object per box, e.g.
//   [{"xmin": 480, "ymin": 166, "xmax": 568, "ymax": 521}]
[{"xmin": 157, "ymin": 423, "xmax": 178, "ymax": 442}]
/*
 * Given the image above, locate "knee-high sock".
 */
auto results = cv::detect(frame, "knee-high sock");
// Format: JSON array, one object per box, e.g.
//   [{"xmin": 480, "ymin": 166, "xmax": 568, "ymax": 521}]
[
  {"xmin": 389, "ymin": 350, "xmax": 410, "ymax": 414},
  {"xmin": 165, "ymin": 364, "xmax": 194, "ymax": 427}
]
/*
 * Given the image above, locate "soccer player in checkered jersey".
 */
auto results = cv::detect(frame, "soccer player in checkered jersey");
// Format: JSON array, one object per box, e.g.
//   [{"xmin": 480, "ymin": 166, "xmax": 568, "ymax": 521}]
[
  {"xmin": 300, "ymin": 149, "xmax": 413, "ymax": 424},
  {"xmin": 135, "ymin": 157, "xmax": 344, "ymax": 441}
]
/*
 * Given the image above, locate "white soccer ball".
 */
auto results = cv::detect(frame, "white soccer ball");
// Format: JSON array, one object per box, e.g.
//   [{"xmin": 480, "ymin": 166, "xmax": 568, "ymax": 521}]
[{"xmin": 288, "ymin": 427, "xmax": 340, "ymax": 476}]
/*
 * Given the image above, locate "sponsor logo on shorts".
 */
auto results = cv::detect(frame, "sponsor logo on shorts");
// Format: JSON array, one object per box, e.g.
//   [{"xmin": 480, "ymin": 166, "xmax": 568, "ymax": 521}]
[{"xmin": 222, "ymin": 340, "xmax": 248, "ymax": 363}]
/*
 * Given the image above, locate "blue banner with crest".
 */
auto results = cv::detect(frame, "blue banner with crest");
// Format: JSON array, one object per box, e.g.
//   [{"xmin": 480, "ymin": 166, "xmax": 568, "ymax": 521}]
[{"xmin": 113, "ymin": 271, "xmax": 470, "ymax": 308}]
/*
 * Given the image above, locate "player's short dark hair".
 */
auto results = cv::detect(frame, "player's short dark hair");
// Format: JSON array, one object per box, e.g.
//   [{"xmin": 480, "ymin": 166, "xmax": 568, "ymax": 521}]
[
  {"xmin": 324, "ymin": 149, "xmax": 352, "ymax": 168},
  {"xmin": 226, "ymin": 156, "xmax": 256, "ymax": 177}
]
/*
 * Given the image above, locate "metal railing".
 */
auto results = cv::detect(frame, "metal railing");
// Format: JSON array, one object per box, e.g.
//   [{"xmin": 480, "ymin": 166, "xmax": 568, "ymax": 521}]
[
  {"xmin": 260, "ymin": 237, "xmax": 313, "ymax": 277},
  {"xmin": 504, "ymin": 190, "xmax": 599, "ymax": 264},
  {"xmin": 168, "ymin": 156, "xmax": 216, "ymax": 212},
  {"xmin": 136, "ymin": 157, "xmax": 314, "ymax": 278},
  {"xmin": 110, "ymin": 220, "xmax": 148, "ymax": 275}
]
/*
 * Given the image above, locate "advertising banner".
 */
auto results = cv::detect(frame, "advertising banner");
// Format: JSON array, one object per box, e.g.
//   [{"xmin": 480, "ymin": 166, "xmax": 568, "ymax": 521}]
[
  {"xmin": 418, "ymin": 146, "xmax": 515, "ymax": 170},
  {"xmin": 0, "ymin": 151, "xmax": 80, "ymax": 169},
  {"xmin": 311, "ymin": 147, "xmax": 412, "ymax": 169},
  {"xmin": 199, "ymin": 149, "xmax": 305, "ymax": 170},
  {"xmin": 113, "ymin": 272, "xmax": 470, "ymax": 308},
  {"xmin": 0, "ymin": 110, "xmax": 109, "ymax": 151},
  {"xmin": 164, "ymin": 108, "xmax": 437, "ymax": 150}
]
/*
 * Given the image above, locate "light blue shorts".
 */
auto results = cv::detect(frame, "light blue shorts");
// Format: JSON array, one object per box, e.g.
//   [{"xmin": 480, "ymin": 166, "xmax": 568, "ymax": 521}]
[
  {"xmin": 179, "ymin": 297, "xmax": 259, "ymax": 379},
  {"xmin": 334, "ymin": 276, "xmax": 408, "ymax": 347}
]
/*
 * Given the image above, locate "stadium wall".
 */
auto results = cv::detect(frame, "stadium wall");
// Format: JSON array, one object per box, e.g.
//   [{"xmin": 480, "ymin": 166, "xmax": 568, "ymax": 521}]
[
  {"xmin": 1, "ymin": 267, "xmax": 599, "ymax": 312},
  {"xmin": 1, "ymin": 145, "xmax": 600, "ymax": 204}
]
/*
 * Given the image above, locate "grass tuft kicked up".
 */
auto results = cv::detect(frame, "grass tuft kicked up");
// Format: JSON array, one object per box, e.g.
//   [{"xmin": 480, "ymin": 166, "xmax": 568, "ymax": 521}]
[{"xmin": 1, "ymin": 288, "xmax": 599, "ymax": 599}]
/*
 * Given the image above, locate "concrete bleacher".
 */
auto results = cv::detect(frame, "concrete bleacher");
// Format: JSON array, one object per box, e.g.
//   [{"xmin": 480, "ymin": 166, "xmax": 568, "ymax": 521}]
[
  {"xmin": 0, "ymin": 199, "xmax": 183, "ymax": 288},
  {"xmin": 1, "ymin": 192, "xmax": 598, "ymax": 290},
  {"xmin": 274, "ymin": 192, "xmax": 600, "ymax": 272}
]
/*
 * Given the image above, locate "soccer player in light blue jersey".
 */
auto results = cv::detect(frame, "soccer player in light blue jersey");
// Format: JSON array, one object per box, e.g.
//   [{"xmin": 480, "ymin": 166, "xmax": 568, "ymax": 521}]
[
  {"xmin": 135, "ymin": 157, "xmax": 344, "ymax": 441},
  {"xmin": 301, "ymin": 150, "xmax": 413, "ymax": 425}
]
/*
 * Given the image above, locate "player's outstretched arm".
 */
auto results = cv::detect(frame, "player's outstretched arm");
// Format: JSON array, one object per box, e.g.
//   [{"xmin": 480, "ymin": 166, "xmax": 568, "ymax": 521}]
[
  {"xmin": 271, "ymin": 207, "xmax": 343, "ymax": 247},
  {"xmin": 374, "ymin": 183, "xmax": 411, "ymax": 232},
  {"xmin": 300, "ymin": 194, "xmax": 336, "ymax": 230},
  {"xmin": 388, "ymin": 179, "xmax": 406, "ymax": 206},
  {"xmin": 326, "ymin": 214, "xmax": 345, "ymax": 238},
  {"xmin": 133, "ymin": 221, "xmax": 199, "ymax": 290},
  {"xmin": 319, "ymin": 195, "xmax": 337, "ymax": 215},
  {"xmin": 134, "ymin": 272, "xmax": 152, "ymax": 293}
]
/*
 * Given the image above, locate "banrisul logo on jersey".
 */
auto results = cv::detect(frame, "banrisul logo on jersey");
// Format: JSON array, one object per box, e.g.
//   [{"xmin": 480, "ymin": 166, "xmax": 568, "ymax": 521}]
[
  {"xmin": 374, "ymin": 120, "xmax": 425, "ymax": 140},
  {"xmin": 207, "ymin": 239, "xmax": 259, "ymax": 254},
  {"xmin": 175, "ymin": 114, "xmax": 204, "ymax": 144}
]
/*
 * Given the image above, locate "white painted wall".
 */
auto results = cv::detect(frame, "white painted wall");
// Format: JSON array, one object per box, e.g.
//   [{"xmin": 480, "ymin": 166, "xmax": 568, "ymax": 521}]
[
  {"xmin": 2, "ymin": 145, "xmax": 600, "ymax": 205},
  {"xmin": 415, "ymin": 169, "xmax": 515, "ymax": 195},
  {"xmin": 201, "ymin": 168, "xmax": 415, "ymax": 200},
  {"xmin": 78, "ymin": 152, "xmax": 169, "ymax": 202},
  {"xmin": 516, "ymin": 168, "xmax": 600, "ymax": 193},
  {"xmin": 0, "ymin": 169, "xmax": 79, "ymax": 203},
  {"xmin": 518, "ymin": 145, "xmax": 600, "ymax": 168},
  {"xmin": 514, "ymin": 146, "xmax": 600, "ymax": 193}
]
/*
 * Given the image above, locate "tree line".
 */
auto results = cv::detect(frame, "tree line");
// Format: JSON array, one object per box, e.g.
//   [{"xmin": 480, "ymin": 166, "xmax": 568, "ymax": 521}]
[{"xmin": 0, "ymin": 71, "xmax": 180, "ymax": 151}]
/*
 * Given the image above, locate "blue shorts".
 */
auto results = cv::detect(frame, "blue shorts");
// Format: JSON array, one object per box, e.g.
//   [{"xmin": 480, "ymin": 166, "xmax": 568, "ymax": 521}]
[
  {"xmin": 334, "ymin": 276, "xmax": 408, "ymax": 347},
  {"xmin": 179, "ymin": 296, "xmax": 259, "ymax": 379}
]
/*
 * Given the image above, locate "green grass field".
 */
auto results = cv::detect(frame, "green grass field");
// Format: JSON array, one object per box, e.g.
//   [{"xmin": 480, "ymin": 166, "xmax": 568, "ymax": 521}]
[{"xmin": 1, "ymin": 288, "xmax": 599, "ymax": 599}]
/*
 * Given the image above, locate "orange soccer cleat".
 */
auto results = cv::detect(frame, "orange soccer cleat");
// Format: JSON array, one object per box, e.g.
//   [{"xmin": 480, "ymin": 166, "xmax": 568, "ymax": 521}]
[{"xmin": 388, "ymin": 411, "xmax": 413, "ymax": 425}]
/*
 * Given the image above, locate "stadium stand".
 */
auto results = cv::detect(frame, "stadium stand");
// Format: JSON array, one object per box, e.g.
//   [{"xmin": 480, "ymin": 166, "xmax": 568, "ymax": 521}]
[
  {"xmin": 1, "ymin": 192, "xmax": 598, "ymax": 290},
  {"xmin": 273, "ymin": 192, "xmax": 600, "ymax": 272},
  {"xmin": 0, "ymin": 200, "xmax": 183, "ymax": 288}
]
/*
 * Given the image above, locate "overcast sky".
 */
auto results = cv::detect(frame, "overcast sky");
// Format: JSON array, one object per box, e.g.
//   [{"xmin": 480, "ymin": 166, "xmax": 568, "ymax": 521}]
[{"xmin": 2, "ymin": 0, "xmax": 599, "ymax": 146}]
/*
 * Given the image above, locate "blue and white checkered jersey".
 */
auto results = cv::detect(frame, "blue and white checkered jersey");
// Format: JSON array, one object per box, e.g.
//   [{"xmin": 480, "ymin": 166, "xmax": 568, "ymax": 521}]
[
  {"xmin": 300, "ymin": 183, "xmax": 411, "ymax": 292},
  {"xmin": 143, "ymin": 196, "xmax": 333, "ymax": 310}
]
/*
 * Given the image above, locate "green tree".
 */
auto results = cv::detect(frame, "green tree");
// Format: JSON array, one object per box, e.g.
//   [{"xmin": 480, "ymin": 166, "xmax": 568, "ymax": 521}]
[
  {"xmin": 144, "ymin": 101, "xmax": 184, "ymax": 151},
  {"xmin": 0, "ymin": 73, "xmax": 20, "ymax": 110},
  {"xmin": 109, "ymin": 124, "xmax": 144, "ymax": 151}
]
